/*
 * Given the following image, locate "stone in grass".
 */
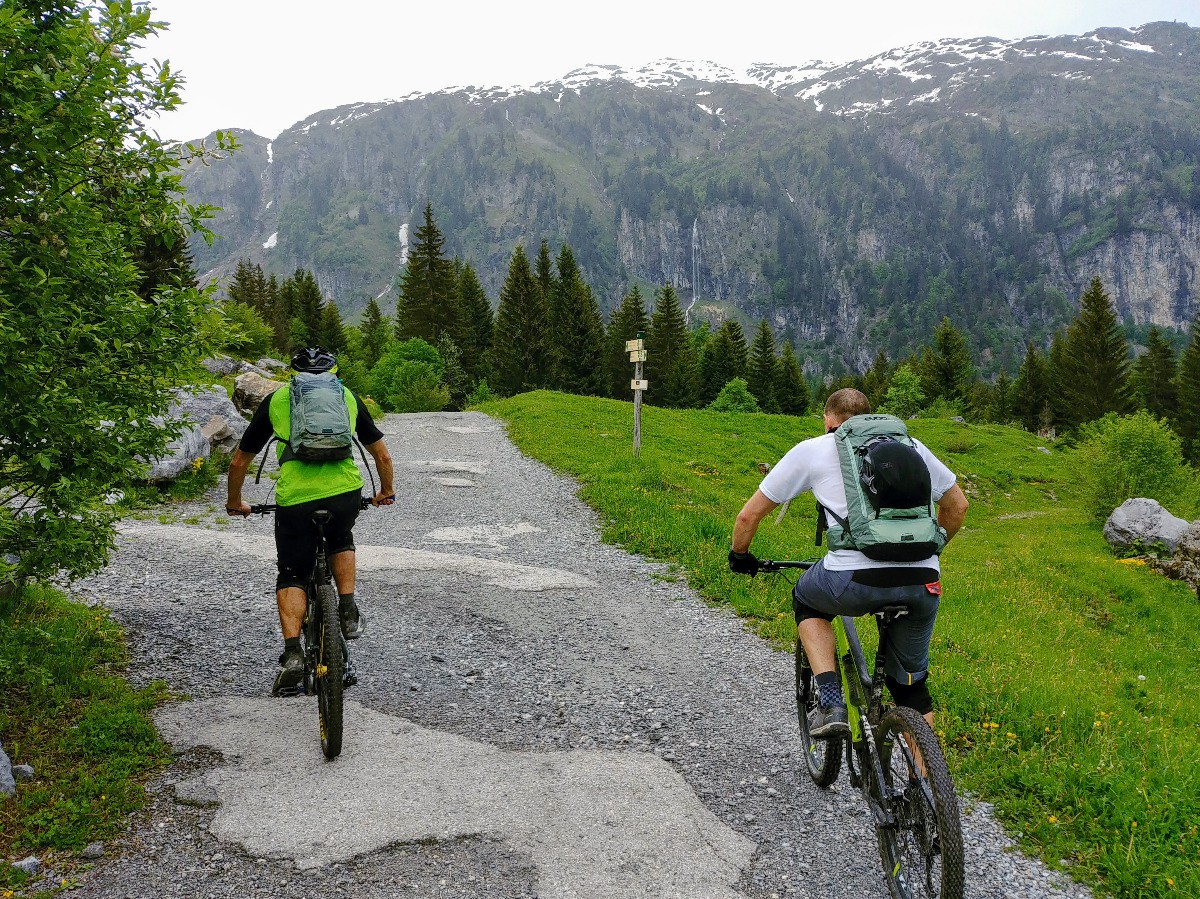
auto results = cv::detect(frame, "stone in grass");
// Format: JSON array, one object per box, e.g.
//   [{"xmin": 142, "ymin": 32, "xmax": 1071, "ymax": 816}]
[
  {"xmin": 12, "ymin": 856, "xmax": 42, "ymax": 875},
  {"xmin": 1103, "ymin": 498, "xmax": 1189, "ymax": 555},
  {"xmin": 81, "ymin": 842, "xmax": 105, "ymax": 860},
  {"xmin": 12, "ymin": 763, "xmax": 34, "ymax": 781},
  {"xmin": 0, "ymin": 741, "xmax": 15, "ymax": 796}
]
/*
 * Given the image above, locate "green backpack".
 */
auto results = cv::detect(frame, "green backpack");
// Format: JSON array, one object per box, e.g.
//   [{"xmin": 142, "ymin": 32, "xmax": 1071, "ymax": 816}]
[
  {"xmin": 281, "ymin": 371, "xmax": 353, "ymax": 463},
  {"xmin": 817, "ymin": 414, "xmax": 948, "ymax": 563}
]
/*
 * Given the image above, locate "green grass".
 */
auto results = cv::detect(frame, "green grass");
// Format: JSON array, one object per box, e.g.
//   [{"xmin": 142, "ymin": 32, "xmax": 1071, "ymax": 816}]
[
  {"xmin": 0, "ymin": 586, "xmax": 170, "ymax": 888},
  {"xmin": 483, "ymin": 390, "xmax": 1200, "ymax": 899}
]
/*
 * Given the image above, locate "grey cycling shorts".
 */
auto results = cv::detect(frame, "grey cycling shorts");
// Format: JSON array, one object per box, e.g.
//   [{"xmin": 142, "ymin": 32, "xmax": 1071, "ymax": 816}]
[{"xmin": 792, "ymin": 558, "xmax": 941, "ymax": 684}]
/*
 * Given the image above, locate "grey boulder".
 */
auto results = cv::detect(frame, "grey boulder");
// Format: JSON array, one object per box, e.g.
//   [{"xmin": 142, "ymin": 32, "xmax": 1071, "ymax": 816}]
[
  {"xmin": 0, "ymin": 741, "xmax": 14, "ymax": 796},
  {"xmin": 12, "ymin": 763, "xmax": 34, "ymax": 781},
  {"xmin": 12, "ymin": 856, "xmax": 41, "ymax": 875},
  {"xmin": 177, "ymin": 385, "xmax": 248, "ymax": 453},
  {"xmin": 233, "ymin": 371, "xmax": 281, "ymax": 416},
  {"xmin": 1103, "ymin": 498, "xmax": 1189, "ymax": 554},
  {"xmin": 81, "ymin": 842, "xmax": 105, "ymax": 860},
  {"xmin": 200, "ymin": 355, "xmax": 239, "ymax": 377},
  {"xmin": 255, "ymin": 356, "xmax": 289, "ymax": 374}
]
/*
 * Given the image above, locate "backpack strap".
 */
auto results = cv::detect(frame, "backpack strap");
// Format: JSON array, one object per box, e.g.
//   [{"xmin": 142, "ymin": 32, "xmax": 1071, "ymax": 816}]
[
  {"xmin": 815, "ymin": 503, "xmax": 851, "ymax": 547},
  {"xmin": 253, "ymin": 438, "xmax": 277, "ymax": 485}
]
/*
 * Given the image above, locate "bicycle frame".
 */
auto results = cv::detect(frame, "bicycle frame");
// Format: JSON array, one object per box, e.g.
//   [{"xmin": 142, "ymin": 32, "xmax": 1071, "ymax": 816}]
[{"xmin": 837, "ymin": 614, "xmax": 899, "ymax": 830}]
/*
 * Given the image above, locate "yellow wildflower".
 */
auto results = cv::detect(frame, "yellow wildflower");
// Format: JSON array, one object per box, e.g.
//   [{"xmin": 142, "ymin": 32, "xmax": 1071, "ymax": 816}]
[{"xmin": 1048, "ymin": 815, "xmax": 1058, "ymax": 824}]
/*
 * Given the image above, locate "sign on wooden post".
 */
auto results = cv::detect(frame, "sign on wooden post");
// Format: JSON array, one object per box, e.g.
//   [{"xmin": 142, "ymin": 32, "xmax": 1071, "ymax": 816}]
[{"xmin": 631, "ymin": 332, "xmax": 646, "ymax": 457}]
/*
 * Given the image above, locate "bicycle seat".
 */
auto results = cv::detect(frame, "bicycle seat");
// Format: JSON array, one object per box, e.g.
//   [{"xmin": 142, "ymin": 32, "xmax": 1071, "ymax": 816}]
[
  {"xmin": 311, "ymin": 510, "xmax": 333, "ymax": 525},
  {"xmin": 873, "ymin": 604, "xmax": 911, "ymax": 617}
]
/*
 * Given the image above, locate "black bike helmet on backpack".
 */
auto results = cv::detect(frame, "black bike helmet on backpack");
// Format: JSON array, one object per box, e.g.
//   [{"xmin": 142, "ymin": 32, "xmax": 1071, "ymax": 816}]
[
  {"xmin": 290, "ymin": 346, "xmax": 338, "ymax": 374},
  {"xmin": 859, "ymin": 437, "xmax": 931, "ymax": 512}
]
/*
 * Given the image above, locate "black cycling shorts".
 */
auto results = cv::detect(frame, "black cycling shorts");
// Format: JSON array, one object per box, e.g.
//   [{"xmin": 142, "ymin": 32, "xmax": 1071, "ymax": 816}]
[{"xmin": 274, "ymin": 489, "xmax": 361, "ymax": 591}]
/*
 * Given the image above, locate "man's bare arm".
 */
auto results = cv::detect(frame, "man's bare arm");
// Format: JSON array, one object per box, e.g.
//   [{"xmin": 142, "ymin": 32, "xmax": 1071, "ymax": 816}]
[
  {"xmin": 732, "ymin": 489, "xmax": 780, "ymax": 553},
  {"xmin": 225, "ymin": 448, "xmax": 255, "ymax": 516},
  {"xmin": 364, "ymin": 439, "xmax": 394, "ymax": 504},
  {"xmin": 937, "ymin": 483, "xmax": 969, "ymax": 541}
]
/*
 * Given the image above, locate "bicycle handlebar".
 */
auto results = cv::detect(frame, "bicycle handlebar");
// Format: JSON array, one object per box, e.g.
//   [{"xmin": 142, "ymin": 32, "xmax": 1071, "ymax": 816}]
[
  {"xmin": 758, "ymin": 559, "xmax": 817, "ymax": 573},
  {"xmin": 242, "ymin": 494, "xmax": 389, "ymax": 516}
]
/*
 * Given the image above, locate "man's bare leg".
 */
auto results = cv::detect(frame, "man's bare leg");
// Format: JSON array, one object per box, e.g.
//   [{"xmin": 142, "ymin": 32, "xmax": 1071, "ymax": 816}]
[
  {"xmin": 330, "ymin": 550, "xmax": 356, "ymax": 594},
  {"xmin": 798, "ymin": 618, "xmax": 837, "ymax": 675},
  {"xmin": 277, "ymin": 587, "xmax": 306, "ymax": 639}
]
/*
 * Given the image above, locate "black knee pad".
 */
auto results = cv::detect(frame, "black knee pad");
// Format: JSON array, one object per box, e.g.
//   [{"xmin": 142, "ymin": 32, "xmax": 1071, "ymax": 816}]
[
  {"xmin": 886, "ymin": 674, "xmax": 933, "ymax": 715},
  {"xmin": 276, "ymin": 568, "xmax": 307, "ymax": 592},
  {"xmin": 792, "ymin": 597, "xmax": 835, "ymax": 624}
]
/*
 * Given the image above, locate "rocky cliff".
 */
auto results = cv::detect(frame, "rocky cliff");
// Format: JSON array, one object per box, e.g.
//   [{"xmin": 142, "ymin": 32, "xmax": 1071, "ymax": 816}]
[{"xmin": 182, "ymin": 21, "xmax": 1200, "ymax": 370}]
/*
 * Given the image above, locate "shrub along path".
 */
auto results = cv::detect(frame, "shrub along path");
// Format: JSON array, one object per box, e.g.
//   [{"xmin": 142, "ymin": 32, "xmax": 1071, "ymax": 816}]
[{"xmin": 58, "ymin": 409, "xmax": 1086, "ymax": 899}]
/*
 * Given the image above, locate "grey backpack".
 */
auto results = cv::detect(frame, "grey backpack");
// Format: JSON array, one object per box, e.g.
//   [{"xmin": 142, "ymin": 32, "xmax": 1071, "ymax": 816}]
[
  {"xmin": 817, "ymin": 414, "xmax": 947, "ymax": 562},
  {"xmin": 283, "ymin": 371, "xmax": 353, "ymax": 462}
]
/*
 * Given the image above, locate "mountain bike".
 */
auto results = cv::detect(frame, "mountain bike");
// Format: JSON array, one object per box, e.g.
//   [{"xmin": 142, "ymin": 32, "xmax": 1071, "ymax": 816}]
[
  {"xmin": 760, "ymin": 559, "xmax": 964, "ymax": 899},
  {"xmin": 249, "ymin": 497, "xmax": 370, "ymax": 759}
]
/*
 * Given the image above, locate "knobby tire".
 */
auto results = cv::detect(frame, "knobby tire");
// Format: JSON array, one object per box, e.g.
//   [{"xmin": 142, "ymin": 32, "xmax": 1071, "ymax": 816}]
[
  {"xmin": 875, "ymin": 706, "xmax": 964, "ymax": 899},
  {"xmin": 316, "ymin": 584, "xmax": 344, "ymax": 759},
  {"xmin": 795, "ymin": 637, "xmax": 842, "ymax": 787}
]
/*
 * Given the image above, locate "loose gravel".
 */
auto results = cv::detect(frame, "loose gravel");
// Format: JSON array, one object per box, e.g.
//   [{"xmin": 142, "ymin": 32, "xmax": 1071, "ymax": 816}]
[{"xmin": 62, "ymin": 411, "xmax": 1092, "ymax": 899}]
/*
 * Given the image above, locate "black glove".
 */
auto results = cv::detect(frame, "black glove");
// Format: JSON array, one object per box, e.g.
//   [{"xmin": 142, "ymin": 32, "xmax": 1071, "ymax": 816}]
[{"xmin": 728, "ymin": 550, "xmax": 760, "ymax": 577}]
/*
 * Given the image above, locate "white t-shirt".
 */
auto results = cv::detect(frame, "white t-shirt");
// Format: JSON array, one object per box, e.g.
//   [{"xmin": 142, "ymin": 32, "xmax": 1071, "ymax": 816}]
[{"xmin": 759, "ymin": 433, "xmax": 957, "ymax": 572}]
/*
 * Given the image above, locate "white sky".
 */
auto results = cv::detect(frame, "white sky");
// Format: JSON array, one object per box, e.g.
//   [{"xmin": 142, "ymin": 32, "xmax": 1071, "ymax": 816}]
[{"xmin": 138, "ymin": 0, "xmax": 1198, "ymax": 141}]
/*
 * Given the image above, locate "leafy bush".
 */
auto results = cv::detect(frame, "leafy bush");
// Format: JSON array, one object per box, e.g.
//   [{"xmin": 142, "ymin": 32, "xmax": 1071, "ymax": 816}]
[
  {"xmin": 370, "ymin": 338, "xmax": 448, "ymax": 412},
  {"xmin": 1076, "ymin": 411, "xmax": 1193, "ymax": 519},
  {"xmin": 467, "ymin": 379, "xmax": 497, "ymax": 406},
  {"xmin": 880, "ymin": 364, "xmax": 925, "ymax": 419},
  {"xmin": 707, "ymin": 378, "xmax": 760, "ymax": 413},
  {"xmin": 217, "ymin": 301, "xmax": 275, "ymax": 356}
]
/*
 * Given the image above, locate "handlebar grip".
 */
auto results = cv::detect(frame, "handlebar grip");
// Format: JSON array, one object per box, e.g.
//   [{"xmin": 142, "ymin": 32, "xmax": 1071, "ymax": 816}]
[{"xmin": 248, "ymin": 504, "xmax": 277, "ymax": 514}]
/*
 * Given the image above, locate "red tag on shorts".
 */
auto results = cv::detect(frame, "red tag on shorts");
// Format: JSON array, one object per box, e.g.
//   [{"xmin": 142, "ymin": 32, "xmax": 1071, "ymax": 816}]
[{"xmin": 925, "ymin": 581, "xmax": 942, "ymax": 595}]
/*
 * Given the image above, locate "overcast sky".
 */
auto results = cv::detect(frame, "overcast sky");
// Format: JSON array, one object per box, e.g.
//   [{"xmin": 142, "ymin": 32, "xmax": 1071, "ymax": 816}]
[{"xmin": 138, "ymin": 0, "xmax": 1198, "ymax": 142}]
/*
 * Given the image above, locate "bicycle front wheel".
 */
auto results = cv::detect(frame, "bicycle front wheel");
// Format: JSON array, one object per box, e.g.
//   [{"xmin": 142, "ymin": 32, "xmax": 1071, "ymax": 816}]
[
  {"xmin": 875, "ymin": 706, "xmax": 963, "ymax": 899},
  {"xmin": 795, "ymin": 637, "xmax": 842, "ymax": 787},
  {"xmin": 315, "ymin": 584, "xmax": 344, "ymax": 759}
]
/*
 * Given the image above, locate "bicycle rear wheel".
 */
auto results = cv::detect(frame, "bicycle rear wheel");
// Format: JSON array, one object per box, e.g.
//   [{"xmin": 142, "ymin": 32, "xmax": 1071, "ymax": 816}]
[
  {"xmin": 315, "ymin": 584, "xmax": 344, "ymax": 759},
  {"xmin": 875, "ymin": 706, "xmax": 963, "ymax": 899},
  {"xmin": 795, "ymin": 637, "xmax": 842, "ymax": 787}
]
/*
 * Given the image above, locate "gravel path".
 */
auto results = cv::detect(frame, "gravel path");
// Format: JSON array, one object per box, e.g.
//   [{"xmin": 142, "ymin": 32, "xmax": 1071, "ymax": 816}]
[{"xmin": 61, "ymin": 411, "xmax": 1090, "ymax": 899}]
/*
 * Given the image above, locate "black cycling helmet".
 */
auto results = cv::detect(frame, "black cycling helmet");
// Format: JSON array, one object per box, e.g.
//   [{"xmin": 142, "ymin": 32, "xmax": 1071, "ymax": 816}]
[
  {"xmin": 290, "ymin": 345, "xmax": 338, "ymax": 374},
  {"xmin": 859, "ymin": 437, "xmax": 931, "ymax": 511}
]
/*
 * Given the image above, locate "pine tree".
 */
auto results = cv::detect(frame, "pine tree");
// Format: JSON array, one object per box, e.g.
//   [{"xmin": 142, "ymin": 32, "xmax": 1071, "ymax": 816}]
[
  {"xmin": 548, "ymin": 244, "xmax": 605, "ymax": 396},
  {"xmin": 1175, "ymin": 315, "xmax": 1200, "ymax": 459},
  {"xmin": 360, "ymin": 297, "xmax": 392, "ymax": 368},
  {"xmin": 1014, "ymin": 342, "xmax": 1052, "ymax": 433},
  {"xmin": 604, "ymin": 285, "xmax": 649, "ymax": 399},
  {"xmin": 746, "ymin": 320, "xmax": 780, "ymax": 413},
  {"xmin": 488, "ymin": 245, "xmax": 549, "ymax": 396},
  {"xmin": 992, "ymin": 369, "xmax": 1014, "ymax": 423},
  {"xmin": 317, "ymin": 301, "xmax": 347, "ymax": 353},
  {"xmin": 436, "ymin": 334, "xmax": 470, "ymax": 411},
  {"xmin": 396, "ymin": 203, "xmax": 463, "ymax": 345},
  {"xmin": 457, "ymin": 262, "xmax": 493, "ymax": 379},
  {"xmin": 1133, "ymin": 325, "xmax": 1178, "ymax": 420},
  {"xmin": 1046, "ymin": 332, "xmax": 1070, "ymax": 431},
  {"xmin": 1059, "ymin": 276, "xmax": 1134, "ymax": 428},
  {"xmin": 775, "ymin": 341, "xmax": 810, "ymax": 415},
  {"xmin": 646, "ymin": 285, "xmax": 696, "ymax": 407},
  {"xmin": 283, "ymin": 269, "xmax": 324, "ymax": 351},
  {"xmin": 862, "ymin": 349, "xmax": 893, "ymax": 409},
  {"xmin": 701, "ymin": 320, "xmax": 748, "ymax": 403},
  {"xmin": 227, "ymin": 259, "xmax": 268, "ymax": 315},
  {"xmin": 920, "ymin": 317, "xmax": 974, "ymax": 403}
]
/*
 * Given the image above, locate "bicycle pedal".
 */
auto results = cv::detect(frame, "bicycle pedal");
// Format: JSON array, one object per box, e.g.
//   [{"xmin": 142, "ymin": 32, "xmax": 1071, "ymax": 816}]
[
  {"xmin": 343, "ymin": 661, "xmax": 358, "ymax": 689},
  {"xmin": 275, "ymin": 684, "xmax": 305, "ymax": 698}
]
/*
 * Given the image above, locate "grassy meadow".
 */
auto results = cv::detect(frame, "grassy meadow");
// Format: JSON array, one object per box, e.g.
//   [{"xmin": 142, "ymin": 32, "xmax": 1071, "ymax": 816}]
[
  {"xmin": 0, "ymin": 586, "xmax": 170, "ymax": 889},
  {"xmin": 484, "ymin": 390, "xmax": 1200, "ymax": 899}
]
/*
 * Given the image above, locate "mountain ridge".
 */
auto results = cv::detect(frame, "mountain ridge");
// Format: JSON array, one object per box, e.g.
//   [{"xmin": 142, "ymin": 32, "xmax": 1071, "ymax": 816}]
[{"xmin": 182, "ymin": 20, "xmax": 1200, "ymax": 373}]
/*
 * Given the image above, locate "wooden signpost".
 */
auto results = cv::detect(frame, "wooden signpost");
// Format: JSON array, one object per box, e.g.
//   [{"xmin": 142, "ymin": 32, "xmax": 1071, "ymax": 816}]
[{"xmin": 626, "ymin": 334, "xmax": 647, "ymax": 457}]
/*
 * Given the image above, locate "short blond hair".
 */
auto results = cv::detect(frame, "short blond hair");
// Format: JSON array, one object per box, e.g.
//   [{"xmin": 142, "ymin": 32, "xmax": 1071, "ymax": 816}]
[{"xmin": 824, "ymin": 388, "xmax": 871, "ymax": 423}]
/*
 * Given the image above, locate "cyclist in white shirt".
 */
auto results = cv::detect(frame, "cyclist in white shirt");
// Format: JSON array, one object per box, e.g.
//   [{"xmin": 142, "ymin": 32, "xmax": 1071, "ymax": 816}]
[{"xmin": 729, "ymin": 388, "xmax": 969, "ymax": 737}]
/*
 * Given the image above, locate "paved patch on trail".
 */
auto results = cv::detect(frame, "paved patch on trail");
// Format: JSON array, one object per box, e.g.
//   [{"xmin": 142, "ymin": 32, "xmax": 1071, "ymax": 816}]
[
  {"xmin": 120, "ymin": 521, "xmax": 592, "ymax": 592},
  {"xmin": 158, "ymin": 697, "xmax": 754, "ymax": 897}
]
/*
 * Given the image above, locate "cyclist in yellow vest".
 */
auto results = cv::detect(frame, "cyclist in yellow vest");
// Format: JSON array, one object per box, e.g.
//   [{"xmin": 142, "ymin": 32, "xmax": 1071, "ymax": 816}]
[{"xmin": 226, "ymin": 347, "xmax": 395, "ymax": 695}]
